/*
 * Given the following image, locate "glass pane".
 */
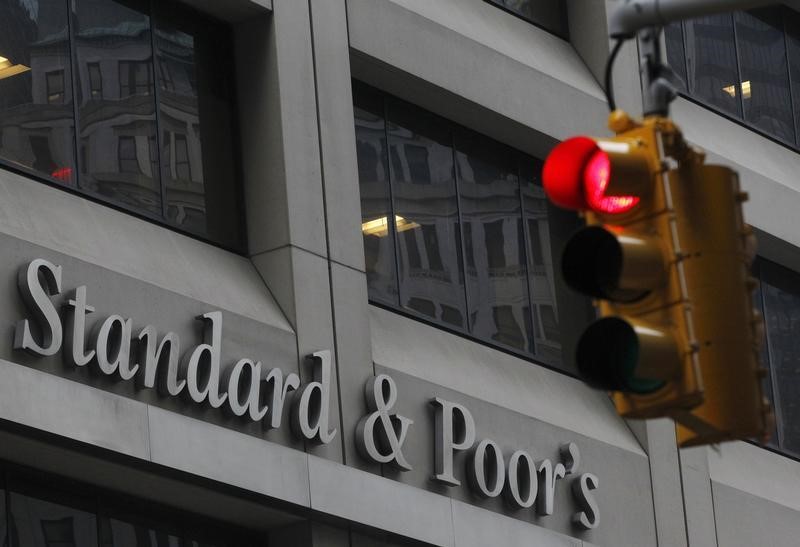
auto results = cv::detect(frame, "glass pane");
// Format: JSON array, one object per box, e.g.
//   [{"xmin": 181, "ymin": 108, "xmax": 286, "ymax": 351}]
[
  {"xmin": 783, "ymin": 8, "xmax": 800, "ymax": 147},
  {"xmin": 9, "ymin": 491, "xmax": 97, "ymax": 547},
  {"xmin": 74, "ymin": 0, "xmax": 161, "ymax": 216},
  {"xmin": 457, "ymin": 131, "xmax": 531, "ymax": 351},
  {"xmin": 99, "ymin": 516, "xmax": 180, "ymax": 547},
  {"xmin": 0, "ymin": 0, "xmax": 75, "ymax": 183},
  {"xmin": 387, "ymin": 99, "xmax": 466, "ymax": 329},
  {"xmin": 521, "ymin": 157, "xmax": 561, "ymax": 363},
  {"xmin": 353, "ymin": 82, "xmax": 398, "ymax": 307},
  {"xmin": 664, "ymin": 22, "xmax": 688, "ymax": 92},
  {"xmin": 684, "ymin": 14, "xmax": 742, "ymax": 118},
  {"xmin": 752, "ymin": 260, "xmax": 779, "ymax": 446},
  {"xmin": 734, "ymin": 8, "xmax": 795, "ymax": 144},
  {"xmin": 760, "ymin": 259, "xmax": 800, "ymax": 456},
  {"xmin": 485, "ymin": 0, "xmax": 568, "ymax": 38},
  {"xmin": 154, "ymin": 2, "xmax": 242, "ymax": 249}
]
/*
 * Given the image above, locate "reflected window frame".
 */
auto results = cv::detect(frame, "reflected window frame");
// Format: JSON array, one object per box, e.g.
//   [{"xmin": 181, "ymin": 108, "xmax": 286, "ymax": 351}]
[{"xmin": 353, "ymin": 80, "xmax": 583, "ymax": 372}]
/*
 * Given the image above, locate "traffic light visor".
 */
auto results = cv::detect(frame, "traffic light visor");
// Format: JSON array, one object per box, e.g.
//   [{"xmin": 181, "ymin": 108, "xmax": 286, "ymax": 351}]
[{"xmin": 543, "ymin": 137, "xmax": 641, "ymax": 214}]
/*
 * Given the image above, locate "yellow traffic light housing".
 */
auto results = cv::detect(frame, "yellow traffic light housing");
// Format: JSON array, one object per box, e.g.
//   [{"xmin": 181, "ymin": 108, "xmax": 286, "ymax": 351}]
[{"xmin": 543, "ymin": 111, "xmax": 772, "ymax": 446}]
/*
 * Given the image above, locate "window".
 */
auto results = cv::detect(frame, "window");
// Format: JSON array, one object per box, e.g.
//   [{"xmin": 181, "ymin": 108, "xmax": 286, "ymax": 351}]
[
  {"xmin": 0, "ymin": 464, "xmax": 257, "ymax": 547},
  {"xmin": 483, "ymin": 0, "xmax": 569, "ymax": 39},
  {"xmin": 354, "ymin": 81, "xmax": 588, "ymax": 369},
  {"xmin": 754, "ymin": 258, "xmax": 800, "ymax": 458},
  {"xmin": 117, "ymin": 137, "xmax": 139, "ymax": 174},
  {"xmin": 87, "ymin": 63, "xmax": 102, "ymax": 99},
  {"xmin": 46, "ymin": 71, "xmax": 65, "ymax": 104},
  {"xmin": 667, "ymin": 6, "xmax": 800, "ymax": 150},
  {"xmin": 0, "ymin": 0, "xmax": 245, "ymax": 251},
  {"xmin": 118, "ymin": 61, "xmax": 152, "ymax": 98}
]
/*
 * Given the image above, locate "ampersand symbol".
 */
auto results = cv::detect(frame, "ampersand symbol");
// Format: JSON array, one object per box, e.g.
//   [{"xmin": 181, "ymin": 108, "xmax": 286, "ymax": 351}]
[{"xmin": 355, "ymin": 374, "xmax": 413, "ymax": 471}]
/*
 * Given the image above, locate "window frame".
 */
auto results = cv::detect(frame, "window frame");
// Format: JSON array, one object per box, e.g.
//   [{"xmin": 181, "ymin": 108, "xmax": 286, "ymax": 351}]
[{"xmin": 0, "ymin": 0, "xmax": 247, "ymax": 254}]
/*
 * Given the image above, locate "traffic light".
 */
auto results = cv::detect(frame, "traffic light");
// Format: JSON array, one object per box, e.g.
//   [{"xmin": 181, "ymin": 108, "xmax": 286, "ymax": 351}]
[{"xmin": 542, "ymin": 111, "xmax": 771, "ymax": 446}]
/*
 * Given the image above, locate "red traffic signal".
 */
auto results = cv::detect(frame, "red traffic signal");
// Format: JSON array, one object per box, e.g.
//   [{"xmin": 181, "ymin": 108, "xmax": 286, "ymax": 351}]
[{"xmin": 542, "ymin": 136, "xmax": 651, "ymax": 215}]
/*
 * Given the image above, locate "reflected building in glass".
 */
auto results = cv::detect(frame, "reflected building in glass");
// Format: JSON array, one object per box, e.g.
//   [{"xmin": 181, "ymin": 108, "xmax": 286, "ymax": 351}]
[{"xmin": 355, "ymin": 82, "xmax": 574, "ymax": 367}]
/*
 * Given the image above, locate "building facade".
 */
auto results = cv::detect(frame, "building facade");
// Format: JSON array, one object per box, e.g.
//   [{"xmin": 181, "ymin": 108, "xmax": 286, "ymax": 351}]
[{"xmin": 0, "ymin": 0, "xmax": 797, "ymax": 546}]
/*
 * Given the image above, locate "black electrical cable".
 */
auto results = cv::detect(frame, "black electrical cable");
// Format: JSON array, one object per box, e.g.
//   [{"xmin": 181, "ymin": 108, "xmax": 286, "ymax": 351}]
[{"xmin": 604, "ymin": 39, "xmax": 625, "ymax": 112}]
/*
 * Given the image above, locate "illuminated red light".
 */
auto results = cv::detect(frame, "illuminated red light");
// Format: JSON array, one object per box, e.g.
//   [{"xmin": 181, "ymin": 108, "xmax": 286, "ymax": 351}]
[
  {"xmin": 542, "ymin": 137, "xmax": 639, "ymax": 215},
  {"xmin": 583, "ymin": 149, "xmax": 639, "ymax": 214},
  {"xmin": 51, "ymin": 167, "xmax": 73, "ymax": 182}
]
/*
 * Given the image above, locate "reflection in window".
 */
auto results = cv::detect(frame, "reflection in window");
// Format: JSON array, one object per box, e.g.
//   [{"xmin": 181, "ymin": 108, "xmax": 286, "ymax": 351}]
[
  {"xmin": 118, "ymin": 61, "xmax": 151, "ymax": 98},
  {"xmin": 154, "ymin": 0, "xmax": 241, "ymax": 247},
  {"xmin": 354, "ymin": 83, "xmax": 398, "ymax": 307},
  {"xmin": 458, "ymin": 131, "xmax": 531, "ymax": 351},
  {"xmin": 388, "ymin": 99, "xmax": 466, "ymax": 329},
  {"xmin": 668, "ymin": 5, "xmax": 800, "ymax": 150},
  {"xmin": 758, "ymin": 259, "xmax": 800, "ymax": 456},
  {"xmin": 88, "ymin": 63, "xmax": 102, "ymax": 99},
  {"xmin": 0, "ymin": 0, "xmax": 75, "ymax": 183},
  {"xmin": 684, "ymin": 14, "xmax": 742, "ymax": 118},
  {"xmin": 9, "ymin": 491, "xmax": 97, "ymax": 547},
  {"xmin": 735, "ymin": 9, "xmax": 794, "ymax": 143},
  {"xmin": 75, "ymin": 0, "xmax": 160, "ymax": 216},
  {"xmin": 354, "ymin": 82, "xmax": 583, "ymax": 367},
  {"xmin": 0, "ymin": 0, "xmax": 244, "ymax": 250},
  {"xmin": 46, "ymin": 71, "xmax": 65, "ymax": 105}
]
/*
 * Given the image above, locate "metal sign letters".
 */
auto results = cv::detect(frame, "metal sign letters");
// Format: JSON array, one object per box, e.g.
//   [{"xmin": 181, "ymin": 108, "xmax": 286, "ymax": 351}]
[{"xmin": 14, "ymin": 258, "xmax": 600, "ymax": 530}]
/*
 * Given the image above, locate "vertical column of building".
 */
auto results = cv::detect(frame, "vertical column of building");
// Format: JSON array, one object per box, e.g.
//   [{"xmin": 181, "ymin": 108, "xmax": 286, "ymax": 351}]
[
  {"xmin": 307, "ymin": 0, "xmax": 382, "ymax": 472},
  {"xmin": 236, "ymin": 0, "xmax": 342, "ymax": 462}
]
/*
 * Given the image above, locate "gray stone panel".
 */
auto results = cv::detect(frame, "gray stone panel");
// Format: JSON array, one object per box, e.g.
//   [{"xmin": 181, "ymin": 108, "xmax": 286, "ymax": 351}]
[
  {"xmin": 640, "ymin": 419, "xmax": 688, "ymax": 547},
  {"xmin": 0, "ymin": 358, "xmax": 149, "ymax": 459},
  {"xmin": 330, "ymin": 263, "xmax": 380, "ymax": 472},
  {"xmin": 679, "ymin": 446, "xmax": 718, "ymax": 547},
  {"xmin": 239, "ymin": 0, "xmax": 327, "ymax": 257},
  {"xmin": 309, "ymin": 0, "xmax": 367, "ymax": 272},
  {"xmin": 451, "ymin": 500, "xmax": 583, "ymax": 547},
  {"xmin": 347, "ymin": 0, "xmax": 609, "ymax": 155},
  {"xmin": 148, "ymin": 406, "xmax": 311, "ymax": 507},
  {"xmin": 713, "ymin": 482, "xmax": 800, "ymax": 547},
  {"xmin": 308, "ymin": 455, "xmax": 455, "ymax": 547},
  {"xmin": 372, "ymin": 365, "xmax": 656, "ymax": 547},
  {"xmin": 707, "ymin": 441, "xmax": 800, "ymax": 514}
]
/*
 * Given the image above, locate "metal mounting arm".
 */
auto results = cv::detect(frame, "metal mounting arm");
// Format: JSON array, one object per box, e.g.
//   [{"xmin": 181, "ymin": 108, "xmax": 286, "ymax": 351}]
[{"xmin": 610, "ymin": 0, "xmax": 779, "ymax": 38}]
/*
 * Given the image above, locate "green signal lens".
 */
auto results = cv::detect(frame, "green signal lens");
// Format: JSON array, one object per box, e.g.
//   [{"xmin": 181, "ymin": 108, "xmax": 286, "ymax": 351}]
[{"xmin": 576, "ymin": 317, "xmax": 666, "ymax": 394}]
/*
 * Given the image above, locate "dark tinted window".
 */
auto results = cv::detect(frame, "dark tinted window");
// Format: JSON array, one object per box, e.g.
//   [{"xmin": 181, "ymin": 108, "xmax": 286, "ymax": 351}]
[
  {"xmin": 457, "ymin": 130, "xmax": 531, "ymax": 350},
  {"xmin": 0, "ymin": 0, "xmax": 75, "ymax": 184},
  {"xmin": 354, "ymin": 82, "xmax": 398, "ymax": 307},
  {"xmin": 667, "ymin": 6, "xmax": 800, "ymax": 151},
  {"xmin": 734, "ymin": 8, "xmax": 794, "ymax": 143},
  {"xmin": 0, "ymin": 0, "xmax": 244, "ymax": 251},
  {"xmin": 388, "ymin": 99, "xmax": 466, "ymax": 328},
  {"xmin": 484, "ymin": 0, "xmax": 568, "ymax": 39},
  {"xmin": 353, "ymin": 82, "xmax": 587, "ymax": 370},
  {"xmin": 757, "ymin": 259, "xmax": 800, "ymax": 457},
  {"xmin": 684, "ymin": 14, "xmax": 742, "ymax": 118}
]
